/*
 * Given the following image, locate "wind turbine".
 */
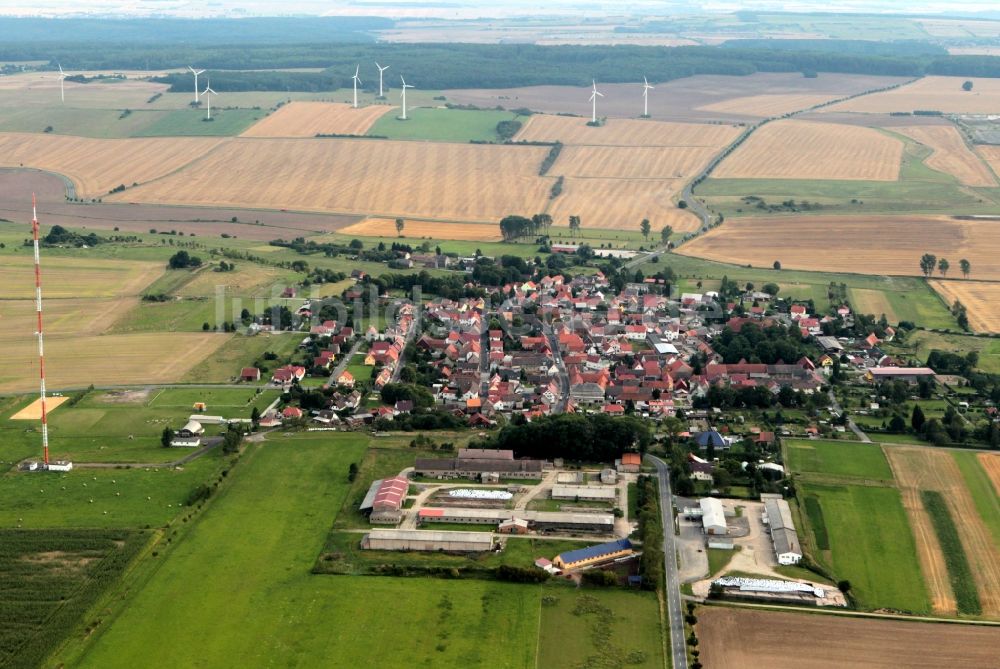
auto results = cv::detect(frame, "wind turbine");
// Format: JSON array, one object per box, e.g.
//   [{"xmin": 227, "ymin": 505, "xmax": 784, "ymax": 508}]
[
  {"xmin": 57, "ymin": 64, "xmax": 67, "ymax": 103},
  {"xmin": 352, "ymin": 65, "xmax": 362, "ymax": 109},
  {"xmin": 188, "ymin": 66, "xmax": 205, "ymax": 104},
  {"xmin": 642, "ymin": 77, "xmax": 654, "ymax": 117},
  {"xmin": 399, "ymin": 74, "xmax": 413, "ymax": 120},
  {"xmin": 375, "ymin": 62, "xmax": 389, "ymax": 98},
  {"xmin": 589, "ymin": 80, "xmax": 604, "ymax": 124},
  {"xmin": 200, "ymin": 78, "xmax": 217, "ymax": 120}
]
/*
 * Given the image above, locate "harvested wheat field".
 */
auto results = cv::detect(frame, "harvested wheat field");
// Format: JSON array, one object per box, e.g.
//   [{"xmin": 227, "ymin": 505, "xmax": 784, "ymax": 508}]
[
  {"xmin": 339, "ymin": 218, "xmax": 503, "ymax": 241},
  {"xmin": 976, "ymin": 145, "xmax": 1000, "ymax": 177},
  {"xmin": 0, "ymin": 133, "xmax": 222, "ymax": 197},
  {"xmin": 109, "ymin": 138, "xmax": 551, "ymax": 223},
  {"xmin": 0, "ymin": 332, "xmax": 228, "ymax": 392},
  {"xmin": 886, "ymin": 446, "xmax": 1000, "ymax": 616},
  {"xmin": 0, "ymin": 256, "xmax": 162, "ymax": 299},
  {"xmin": 552, "ymin": 145, "xmax": 720, "ymax": 180},
  {"xmin": 713, "ymin": 120, "xmax": 903, "ymax": 180},
  {"xmin": 10, "ymin": 396, "xmax": 70, "ymax": 420},
  {"xmin": 895, "ymin": 484, "xmax": 957, "ymax": 615},
  {"xmin": 515, "ymin": 114, "xmax": 740, "ymax": 147},
  {"xmin": 240, "ymin": 102, "xmax": 393, "ymax": 138},
  {"xmin": 547, "ymin": 178, "xmax": 700, "ymax": 232},
  {"xmin": 678, "ymin": 215, "xmax": 1000, "ymax": 280},
  {"xmin": 930, "ymin": 280, "xmax": 1000, "ymax": 333},
  {"xmin": 980, "ymin": 453, "xmax": 1000, "ymax": 496},
  {"xmin": 697, "ymin": 93, "xmax": 838, "ymax": 117},
  {"xmin": 697, "ymin": 607, "xmax": 1000, "ymax": 669},
  {"xmin": 0, "ymin": 298, "xmax": 139, "ymax": 340},
  {"xmin": 895, "ymin": 125, "xmax": 996, "ymax": 186},
  {"xmin": 849, "ymin": 288, "xmax": 900, "ymax": 323},
  {"xmin": 828, "ymin": 76, "xmax": 1000, "ymax": 115}
]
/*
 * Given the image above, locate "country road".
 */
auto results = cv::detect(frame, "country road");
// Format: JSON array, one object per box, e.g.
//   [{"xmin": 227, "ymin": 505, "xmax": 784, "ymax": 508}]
[{"xmin": 646, "ymin": 454, "xmax": 687, "ymax": 669}]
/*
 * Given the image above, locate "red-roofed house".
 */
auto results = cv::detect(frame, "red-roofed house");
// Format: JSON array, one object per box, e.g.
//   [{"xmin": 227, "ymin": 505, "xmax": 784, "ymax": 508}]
[{"xmin": 240, "ymin": 367, "xmax": 260, "ymax": 382}]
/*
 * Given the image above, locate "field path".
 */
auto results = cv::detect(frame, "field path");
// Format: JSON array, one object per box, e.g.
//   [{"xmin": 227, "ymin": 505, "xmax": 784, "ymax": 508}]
[{"xmin": 886, "ymin": 446, "xmax": 1000, "ymax": 616}]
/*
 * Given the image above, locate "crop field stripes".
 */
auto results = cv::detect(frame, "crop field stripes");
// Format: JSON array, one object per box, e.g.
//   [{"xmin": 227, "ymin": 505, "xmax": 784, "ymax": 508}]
[
  {"xmin": 921, "ymin": 490, "xmax": 981, "ymax": 615},
  {"xmin": 802, "ymin": 495, "xmax": 830, "ymax": 550}
]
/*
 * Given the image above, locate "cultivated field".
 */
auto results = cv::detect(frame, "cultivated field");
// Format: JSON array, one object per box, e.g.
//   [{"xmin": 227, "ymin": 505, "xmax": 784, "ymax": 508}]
[
  {"xmin": 697, "ymin": 607, "xmax": 1000, "ymax": 669},
  {"xmin": 547, "ymin": 178, "xmax": 701, "ymax": 232},
  {"xmin": 827, "ymin": 76, "xmax": 1000, "ymax": 114},
  {"xmin": 886, "ymin": 446, "xmax": 1000, "ymax": 616},
  {"xmin": 515, "ymin": 114, "xmax": 740, "ymax": 147},
  {"xmin": 977, "ymin": 145, "xmax": 1000, "ymax": 177},
  {"xmin": 930, "ymin": 280, "xmax": 1000, "ymax": 333},
  {"xmin": 10, "ymin": 395, "xmax": 69, "ymax": 420},
  {"xmin": 108, "ymin": 138, "xmax": 552, "ymax": 223},
  {"xmin": 553, "ymin": 145, "xmax": 721, "ymax": 179},
  {"xmin": 894, "ymin": 125, "xmax": 997, "ymax": 187},
  {"xmin": 712, "ymin": 120, "xmax": 903, "ymax": 181},
  {"xmin": 696, "ymin": 93, "xmax": 837, "ymax": 117},
  {"xmin": 240, "ymin": 101, "xmax": 393, "ymax": 137},
  {"xmin": 849, "ymin": 288, "xmax": 900, "ymax": 323},
  {"xmin": 339, "ymin": 217, "xmax": 503, "ymax": 241},
  {"xmin": 982, "ymin": 453, "xmax": 1000, "ymax": 496},
  {"xmin": 0, "ymin": 255, "xmax": 162, "ymax": 299},
  {"xmin": 678, "ymin": 215, "xmax": 1000, "ymax": 281},
  {"xmin": 0, "ymin": 133, "xmax": 222, "ymax": 197}
]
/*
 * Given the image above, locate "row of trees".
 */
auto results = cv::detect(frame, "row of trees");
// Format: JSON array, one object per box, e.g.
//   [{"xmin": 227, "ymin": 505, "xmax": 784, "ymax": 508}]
[
  {"xmin": 499, "ymin": 213, "xmax": 553, "ymax": 241},
  {"xmin": 919, "ymin": 253, "xmax": 971, "ymax": 278}
]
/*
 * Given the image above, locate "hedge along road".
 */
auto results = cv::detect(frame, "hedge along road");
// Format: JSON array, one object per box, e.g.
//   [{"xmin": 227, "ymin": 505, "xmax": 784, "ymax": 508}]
[{"xmin": 646, "ymin": 454, "xmax": 687, "ymax": 669}]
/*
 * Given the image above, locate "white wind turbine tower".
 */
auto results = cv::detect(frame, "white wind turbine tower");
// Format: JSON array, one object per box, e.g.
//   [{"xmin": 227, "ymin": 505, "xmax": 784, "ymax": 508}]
[
  {"xmin": 589, "ymin": 80, "xmax": 603, "ymax": 124},
  {"xmin": 57, "ymin": 64, "xmax": 67, "ymax": 103},
  {"xmin": 188, "ymin": 66, "xmax": 205, "ymax": 104},
  {"xmin": 642, "ymin": 77, "xmax": 654, "ymax": 117},
  {"xmin": 399, "ymin": 74, "xmax": 413, "ymax": 120},
  {"xmin": 375, "ymin": 62, "xmax": 389, "ymax": 98},
  {"xmin": 352, "ymin": 65, "xmax": 362, "ymax": 108},
  {"xmin": 200, "ymin": 78, "xmax": 217, "ymax": 120}
]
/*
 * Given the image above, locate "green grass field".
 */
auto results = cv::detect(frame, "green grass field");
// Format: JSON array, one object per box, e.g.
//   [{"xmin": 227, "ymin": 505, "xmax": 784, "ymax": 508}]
[
  {"xmin": 180, "ymin": 332, "xmax": 299, "ymax": 383},
  {"xmin": 59, "ymin": 434, "xmax": 545, "ymax": 669},
  {"xmin": 784, "ymin": 439, "xmax": 894, "ymax": 481},
  {"xmin": 536, "ymin": 590, "xmax": 664, "ymax": 669},
  {"xmin": 953, "ymin": 451, "xmax": 1000, "ymax": 547},
  {"xmin": 130, "ymin": 108, "xmax": 267, "ymax": 136},
  {"xmin": 887, "ymin": 331, "xmax": 1000, "ymax": 374},
  {"xmin": 921, "ymin": 489, "xmax": 981, "ymax": 615},
  {"xmin": 367, "ymin": 107, "xmax": 520, "ymax": 142},
  {"xmin": 800, "ymin": 482, "xmax": 929, "ymax": 612}
]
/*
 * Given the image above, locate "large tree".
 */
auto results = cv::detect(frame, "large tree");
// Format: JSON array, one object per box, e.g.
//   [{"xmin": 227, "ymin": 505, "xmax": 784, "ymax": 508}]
[
  {"xmin": 660, "ymin": 225, "xmax": 673, "ymax": 244},
  {"xmin": 568, "ymin": 215, "xmax": 581, "ymax": 237},
  {"xmin": 919, "ymin": 253, "xmax": 937, "ymax": 277},
  {"xmin": 911, "ymin": 404, "xmax": 926, "ymax": 433},
  {"xmin": 960, "ymin": 258, "xmax": 971, "ymax": 278},
  {"xmin": 938, "ymin": 257, "xmax": 950, "ymax": 277},
  {"xmin": 640, "ymin": 218, "xmax": 651, "ymax": 241},
  {"xmin": 395, "ymin": 217, "xmax": 404, "ymax": 236}
]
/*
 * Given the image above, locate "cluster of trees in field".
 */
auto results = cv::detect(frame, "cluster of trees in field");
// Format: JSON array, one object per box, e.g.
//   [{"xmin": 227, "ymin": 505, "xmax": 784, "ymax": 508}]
[
  {"xmin": 711, "ymin": 322, "xmax": 815, "ymax": 365},
  {"xmin": 167, "ymin": 250, "xmax": 202, "ymax": 269},
  {"xmin": 32, "ymin": 224, "xmax": 106, "ymax": 247},
  {"xmin": 919, "ymin": 253, "xmax": 971, "ymax": 279},
  {"xmin": 16, "ymin": 38, "xmax": 1000, "ymax": 90},
  {"xmin": 499, "ymin": 213, "xmax": 552, "ymax": 241},
  {"xmin": 476, "ymin": 412, "xmax": 651, "ymax": 462}
]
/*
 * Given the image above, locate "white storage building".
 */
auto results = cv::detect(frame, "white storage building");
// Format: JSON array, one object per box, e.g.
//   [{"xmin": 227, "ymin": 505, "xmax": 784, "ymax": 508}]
[
  {"xmin": 763, "ymin": 498, "xmax": 802, "ymax": 565},
  {"xmin": 700, "ymin": 497, "xmax": 727, "ymax": 535}
]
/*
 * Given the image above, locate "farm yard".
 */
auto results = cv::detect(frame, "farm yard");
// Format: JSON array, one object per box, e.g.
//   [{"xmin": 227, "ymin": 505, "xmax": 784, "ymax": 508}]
[
  {"xmin": 929, "ymin": 280, "xmax": 1000, "ymax": 333},
  {"xmin": 696, "ymin": 607, "xmax": 1000, "ymax": 669},
  {"xmin": 711, "ymin": 120, "xmax": 903, "ymax": 181},
  {"xmin": 105, "ymin": 137, "xmax": 553, "ymax": 222},
  {"xmin": 825, "ymin": 75, "xmax": 1000, "ymax": 114},
  {"xmin": 240, "ymin": 101, "xmax": 393, "ymax": 137},
  {"xmin": 0, "ymin": 133, "xmax": 223, "ymax": 197},
  {"xmin": 678, "ymin": 215, "xmax": 1000, "ymax": 281},
  {"xmin": 894, "ymin": 124, "xmax": 997, "ymax": 187}
]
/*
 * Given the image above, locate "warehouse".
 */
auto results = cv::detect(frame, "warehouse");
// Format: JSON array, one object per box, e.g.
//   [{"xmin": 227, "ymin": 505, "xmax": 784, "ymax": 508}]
[
  {"xmin": 700, "ymin": 497, "xmax": 727, "ymax": 535},
  {"xmin": 417, "ymin": 507, "xmax": 615, "ymax": 533},
  {"xmin": 361, "ymin": 529, "xmax": 496, "ymax": 552},
  {"xmin": 359, "ymin": 476, "xmax": 409, "ymax": 524},
  {"xmin": 551, "ymin": 486, "xmax": 617, "ymax": 502},
  {"xmin": 763, "ymin": 497, "xmax": 802, "ymax": 565},
  {"xmin": 553, "ymin": 539, "xmax": 633, "ymax": 571},
  {"xmin": 414, "ymin": 448, "xmax": 546, "ymax": 480}
]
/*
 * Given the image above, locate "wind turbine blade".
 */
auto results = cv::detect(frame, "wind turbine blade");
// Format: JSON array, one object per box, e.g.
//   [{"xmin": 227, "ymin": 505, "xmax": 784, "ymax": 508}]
[{"xmin": 400, "ymin": 75, "xmax": 406, "ymax": 86}]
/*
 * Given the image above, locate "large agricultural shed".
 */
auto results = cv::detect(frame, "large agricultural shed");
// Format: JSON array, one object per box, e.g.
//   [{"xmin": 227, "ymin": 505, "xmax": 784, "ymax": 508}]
[
  {"xmin": 417, "ymin": 507, "xmax": 616, "ymax": 533},
  {"xmin": 414, "ymin": 448, "xmax": 547, "ymax": 480},
  {"xmin": 700, "ymin": 497, "xmax": 727, "ymax": 535},
  {"xmin": 358, "ymin": 476, "xmax": 409, "ymax": 524},
  {"xmin": 361, "ymin": 529, "xmax": 496, "ymax": 552},
  {"xmin": 551, "ymin": 486, "xmax": 617, "ymax": 502},
  {"xmin": 553, "ymin": 539, "xmax": 634, "ymax": 571},
  {"xmin": 763, "ymin": 496, "xmax": 803, "ymax": 565}
]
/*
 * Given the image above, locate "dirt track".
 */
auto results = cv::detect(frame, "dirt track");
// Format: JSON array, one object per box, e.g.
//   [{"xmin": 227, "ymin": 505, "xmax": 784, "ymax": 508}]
[{"xmin": 698, "ymin": 606, "xmax": 1000, "ymax": 668}]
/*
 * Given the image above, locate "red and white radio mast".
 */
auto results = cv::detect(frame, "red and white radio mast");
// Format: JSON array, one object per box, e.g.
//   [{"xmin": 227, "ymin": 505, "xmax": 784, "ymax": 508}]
[{"xmin": 31, "ymin": 194, "xmax": 50, "ymax": 466}]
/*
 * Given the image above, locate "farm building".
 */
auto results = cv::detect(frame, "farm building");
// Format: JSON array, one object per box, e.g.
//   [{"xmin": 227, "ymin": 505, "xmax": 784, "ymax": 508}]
[
  {"xmin": 551, "ymin": 486, "xmax": 617, "ymax": 502},
  {"xmin": 360, "ymin": 529, "xmax": 495, "ymax": 552},
  {"xmin": 616, "ymin": 452, "xmax": 642, "ymax": 473},
  {"xmin": 414, "ymin": 448, "xmax": 546, "ymax": 480},
  {"xmin": 865, "ymin": 367, "xmax": 936, "ymax": 384},
  {"xmin": 700, "ymin": 497, "xmax": 727, "ymax": 535},
  {"xmin": 695, "ymin": 430, "xmax": 729, "ymax": 451},
  {"xmin": 553, "ymin": 539, "xmax": 633, "ymax": 571},
  {"xmin": 763, "ymin": 497, "xmax": 802, "ymax": 565},
  {"xmin": 417, "ymin": 507, "xmax": 615, "ymax": 533},
  {"xmin": 359, "ymin": 476, "xmax": 409, "ymax": 524},
  {"xmin": 498, "ymin": 518, "xmax": 530, "ymax": 534},
  {"xmin": 170, "ymin": 420, "xmax": 204, "ymax": 447},
  {"xmin": 240, "ymin": 367, "xmax": 261, "ymax": 382},
  {"xmin": 556, "ymin": 471, "xmax": 584, "ymax": 484},
  {"xmin": 600, "ymin": 468, "xmax": 618, "ymax": 484}
]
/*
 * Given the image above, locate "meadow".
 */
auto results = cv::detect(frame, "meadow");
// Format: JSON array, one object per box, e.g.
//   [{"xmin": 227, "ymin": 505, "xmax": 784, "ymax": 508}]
[
  {"xmin": 368, "ymin": 106, "xmax": 521, "ymax": 142},
  {"xmin": 130, "ymin": 108, "xmax": 267, "ymax": 137},
  {"xmin": 783, "ymin": 439, "xmax": 893, "ymax": 482}
]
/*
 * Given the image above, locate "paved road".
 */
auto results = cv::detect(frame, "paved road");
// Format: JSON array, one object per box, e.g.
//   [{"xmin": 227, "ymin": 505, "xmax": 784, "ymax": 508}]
[
  {"xmin": 542, "ymin": 323, "xmax": 570, "ymax": 413},
  {"xmin": 828, "ymin": 389, "xmax": 871, "ymax": 442},
  {"xmin": 646, "ymin": 454, "xmax": 688, "ymax": 669},
  {"xmin": 325, "ymin": 338, "xmax": 364, "ymax": 389}
]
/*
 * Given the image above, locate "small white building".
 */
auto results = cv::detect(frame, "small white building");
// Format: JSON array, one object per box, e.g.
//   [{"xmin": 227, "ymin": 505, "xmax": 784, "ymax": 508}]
[
  {"xmin": 763, "ymin": 497, "xmax": 802, "ymax": 565},
  {"xmin": 170, "ymin": 420, "xmax": 204, "ymax": 447},
  {"xmin": 700, "ymin": 497, "xmax": 727, "ymax": 535}
]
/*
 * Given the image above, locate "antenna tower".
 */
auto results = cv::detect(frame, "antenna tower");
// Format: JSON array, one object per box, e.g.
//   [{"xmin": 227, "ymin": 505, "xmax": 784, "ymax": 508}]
[{"xmin": 31, "ymin": 194, "xmax": 50, "ymax": 466}]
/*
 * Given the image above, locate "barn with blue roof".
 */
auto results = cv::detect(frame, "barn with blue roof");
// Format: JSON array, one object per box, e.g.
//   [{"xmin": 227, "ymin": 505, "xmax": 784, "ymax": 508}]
[{"xmin": 552, "ymin": 539, "xmax": 633, "ymax": 571}]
